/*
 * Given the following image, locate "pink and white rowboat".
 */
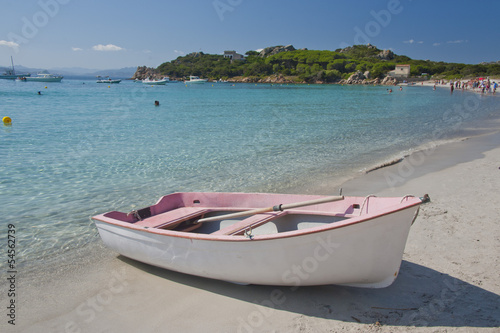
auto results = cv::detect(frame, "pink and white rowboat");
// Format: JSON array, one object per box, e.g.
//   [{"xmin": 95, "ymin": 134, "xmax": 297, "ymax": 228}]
[{"xmin": 92, "ymin": 192, "xmax": 427, "ymax": 288}]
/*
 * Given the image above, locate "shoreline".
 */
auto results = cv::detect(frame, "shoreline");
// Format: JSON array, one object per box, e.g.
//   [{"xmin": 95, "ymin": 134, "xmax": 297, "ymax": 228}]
[{"xmin": 6, "ymin": 113, "xmax": 500, "ymax": 332}]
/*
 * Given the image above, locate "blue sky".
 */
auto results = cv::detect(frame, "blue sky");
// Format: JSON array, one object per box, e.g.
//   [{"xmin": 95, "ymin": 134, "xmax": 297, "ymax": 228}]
[{"xmin": 1, "ymin": 0, "xmax": 499, "ymax": 70}]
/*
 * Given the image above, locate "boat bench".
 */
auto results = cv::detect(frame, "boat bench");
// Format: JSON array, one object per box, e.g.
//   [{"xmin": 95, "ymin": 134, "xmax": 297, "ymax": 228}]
[
  {"xmin": 211, "ymin": 212, "xmax": 286, "ymax": 236},
  {"xmin": 134, "ymin": 207, "xmax": 210, "ymax": 229}
]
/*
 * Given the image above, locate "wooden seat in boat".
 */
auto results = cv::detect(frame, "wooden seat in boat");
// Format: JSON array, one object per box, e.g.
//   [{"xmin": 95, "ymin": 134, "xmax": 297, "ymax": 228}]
[
  {"xmin": 135, "ymin": 207, "xmax": 210, "ymax": 229},
  {"xmin": 211, "ymin": 212, "xmax": 286, "ymax": 236}
]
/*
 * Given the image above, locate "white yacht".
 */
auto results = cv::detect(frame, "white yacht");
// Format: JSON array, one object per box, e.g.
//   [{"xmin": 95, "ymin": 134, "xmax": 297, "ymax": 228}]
[{"xmin": 185, "ymin": 75, "xmax": 208, "ymax": 84}]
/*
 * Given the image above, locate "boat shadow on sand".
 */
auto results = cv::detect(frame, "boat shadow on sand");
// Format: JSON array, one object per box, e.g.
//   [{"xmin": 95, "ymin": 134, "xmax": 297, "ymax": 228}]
[{"xmin": 119, "ymin": 257, "xmax": 500, "ymax": 328}]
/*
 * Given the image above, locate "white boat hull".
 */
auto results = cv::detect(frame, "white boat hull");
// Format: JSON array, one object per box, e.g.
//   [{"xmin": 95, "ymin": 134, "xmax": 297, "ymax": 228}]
[
  {"xmin": 94, "ymin": 193, "xmax": 421, "ymax": 287},
  {"xmin": 25, "ymin": 77, "xmax": 63, "ymax": 82},
  {"xmin": 143, "ymin": 80, "xmax": 167, "ymax": 85},
  {"xmin": 185, "ymin": 75, "xmax": 207, "ymax": 84},
  {"xmin": 97, "ymin": 80, "xmax": 121, "ymax": 84}
]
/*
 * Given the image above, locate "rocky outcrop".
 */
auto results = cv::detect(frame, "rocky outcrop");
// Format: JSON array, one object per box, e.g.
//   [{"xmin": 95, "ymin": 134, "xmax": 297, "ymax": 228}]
[
  {"xmin": 339, "ymin": 72, "xmax": 397, "ymax": 85},
  {"xmin": 338, "ymin": 44, "xmax": 394, "ymax": 62},
  {"xmin": 381, "ymin": 76, "xmax": 398, "ymax": 85},
  {"xmin": 261, "ymin": 74, "xmax": 291, "ymax": 83},
  {"xmin": 346, "ymin": 71, "xmax": 365, "ymax": 84},
  {"xmin": 259, "ymin": 45, "xmax": 296, "ymax": 57},
  {"xmin": 339, "ymin": 43, "xmax": 377, "ymax": 54},
  {"xmin": 338, "ymin": 71, "xmax": 389, "ymax": 85},
  {"xmin": 132, "ymin": 66, "xmax": 160, "ymax": 80},
  {"xmin": 377, "ymin": 49, "xmax": 394, "ymax": 60}
]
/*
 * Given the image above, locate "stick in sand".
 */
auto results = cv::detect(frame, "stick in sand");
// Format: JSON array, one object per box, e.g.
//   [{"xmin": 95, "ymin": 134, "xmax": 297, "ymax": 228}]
[{"xmin": 197, "ymin": 196, "xmax": 344, "ymax": 223}]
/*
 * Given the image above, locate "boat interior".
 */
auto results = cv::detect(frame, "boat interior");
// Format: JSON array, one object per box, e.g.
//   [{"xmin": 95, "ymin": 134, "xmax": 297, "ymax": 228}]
[{"xmin": 99, "ymin": 193, "xmax": 384, "ymax": 236}]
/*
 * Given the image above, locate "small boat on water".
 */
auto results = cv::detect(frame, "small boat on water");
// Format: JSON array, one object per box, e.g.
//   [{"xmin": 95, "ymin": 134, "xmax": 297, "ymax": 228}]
[
  {"xmin": 92, "ymin": 192, "xmax": 427, "ymax": 288},
  {"xmin": 185, "ymin": 75, "xmax": 208, "ymax": 84},
  {"xmin": 24, "ymin": 73, "xmax": 63, "ymax": 82},
  {"xmin": 142, "ymin": 77, "xmax": 169, "ymax": 85},
  {"xmin": 96, "ymin": 76, "xmax": 121, "ymax": 84}
]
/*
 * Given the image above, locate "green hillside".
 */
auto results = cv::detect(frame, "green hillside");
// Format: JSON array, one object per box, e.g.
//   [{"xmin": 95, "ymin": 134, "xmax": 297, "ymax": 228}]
[{"xmin": 155, "ymin": 45, "xmax": 500, "ymax": 83}]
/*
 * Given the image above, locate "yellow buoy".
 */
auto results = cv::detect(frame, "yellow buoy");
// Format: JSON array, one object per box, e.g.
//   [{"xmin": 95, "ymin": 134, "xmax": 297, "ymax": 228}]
[
  {"xmin": 3, "ymin": 116, "xmax": 12, "ymax": 126},
  {"xmin": 45, "ymin": 86, "xmax": 48, "ymax": 89},
  {"xmin": 108, "ymin": 86, "xmax": 111, "ymax": 88}
]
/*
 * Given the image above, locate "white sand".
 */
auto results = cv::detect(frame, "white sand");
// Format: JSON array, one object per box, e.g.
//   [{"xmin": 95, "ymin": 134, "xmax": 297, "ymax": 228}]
[{"xmin": 4, "ymin": 124, "xmax": 500, "ymax": 333}]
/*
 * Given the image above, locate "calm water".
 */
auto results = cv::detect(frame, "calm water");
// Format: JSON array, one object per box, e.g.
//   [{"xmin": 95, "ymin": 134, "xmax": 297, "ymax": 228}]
[{"xmin": 1, "ymin": 79, "xmax": 498, "ymax": 269}]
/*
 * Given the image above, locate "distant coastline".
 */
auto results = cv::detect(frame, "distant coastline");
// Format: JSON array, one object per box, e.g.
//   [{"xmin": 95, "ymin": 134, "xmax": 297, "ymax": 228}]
[{"xmin": 131, "ymin": 44, "xmax": 500, "ymax": 85}]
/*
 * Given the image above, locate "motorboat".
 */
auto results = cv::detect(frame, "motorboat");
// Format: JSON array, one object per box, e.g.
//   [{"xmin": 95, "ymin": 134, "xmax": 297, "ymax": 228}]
[
  {"xmin": 142, "ymin": 77, "xmax": 169, "ymax": 85},
  {"xmin": 185, "ymin": 75, "xmax": 208, "ymax": 84},
  {"xmin": 96, "ymin": 76, "xmax": 121, "ymax": 84},
  {"xmin": 24, "ymin": 73, "xmax": 63, "ymax": 82}
]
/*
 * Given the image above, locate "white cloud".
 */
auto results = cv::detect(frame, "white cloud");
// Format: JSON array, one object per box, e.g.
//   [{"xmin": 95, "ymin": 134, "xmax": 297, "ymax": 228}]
[
  {"xmin": 403, "ymin": 39, "xmax": 423, "ymax": 44},
  {"xmin": 447, "ymin": 40, "xmax": 468, "ymax": 44},
  {"xmin": 0, "ymin": 40, "xmax": 20, "ymax": 50},
  {"xmin": 433, "ymin": 42, "xmax": 441, "ymax": 46},
  {"xmin": 72, "ymin": 47, "xmax": 83, "ymax": 51},
  {"xmin": 174, "ymin": 49, "xmax": 185, "ymax": 55},
  {"xmin": 92, "ymin": 44, "xmax": 124, "ymax": 51}
]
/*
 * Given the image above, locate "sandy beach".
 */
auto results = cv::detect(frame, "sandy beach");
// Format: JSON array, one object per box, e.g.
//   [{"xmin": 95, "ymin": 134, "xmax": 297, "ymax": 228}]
[{"xmin": 4, "ymin": 94, "xmax": 500, "ymax": 333}]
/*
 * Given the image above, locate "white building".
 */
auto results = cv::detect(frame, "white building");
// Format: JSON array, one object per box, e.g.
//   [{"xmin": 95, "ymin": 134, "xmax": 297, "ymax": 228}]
[
  {"xmin": 223, "ymin": 51, "xmax": 245, "ymax": 61},
  {"xmin": 388, "ymin": 64, "xmax": 411, "ymax": 78}
]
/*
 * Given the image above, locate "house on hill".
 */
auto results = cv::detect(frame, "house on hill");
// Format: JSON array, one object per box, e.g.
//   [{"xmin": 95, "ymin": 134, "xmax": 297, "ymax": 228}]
[
  {"xmin": 388, "ymin": 64, "xmax": 411, "ymax": 78},
  {"xmin": 223, "ymin": 51, "xmax": 245, "ymax": 61}
]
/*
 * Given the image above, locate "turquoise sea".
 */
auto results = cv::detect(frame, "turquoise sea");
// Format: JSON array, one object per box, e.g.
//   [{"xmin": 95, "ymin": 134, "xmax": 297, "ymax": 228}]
[{"xmin": 1, "ymin": 79, "xmax": 499, "ymax": 270}]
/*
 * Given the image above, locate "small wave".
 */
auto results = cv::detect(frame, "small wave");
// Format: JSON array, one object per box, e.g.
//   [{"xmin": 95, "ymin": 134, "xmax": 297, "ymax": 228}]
[{"xmin": 365, "ymin": 156, "xmax": 406, "ymax": 173}]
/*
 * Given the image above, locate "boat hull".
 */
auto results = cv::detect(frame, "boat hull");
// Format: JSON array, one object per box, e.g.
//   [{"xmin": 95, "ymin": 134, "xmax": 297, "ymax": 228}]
[
  {"xmin": 93, "ymin": 193, "xmax": 422, "ymax": 287},
  {"xmin": 1, "ymin": 74, "xmax": 31, "ymax": 80},
  {"xmin": 97, "ymin": 80, "xmax": 121, "ymax": 84},
  {"xmin": 24, "ymin": 77, "xmax": 63, "ymax": 82},
  {"xmin": 142, "ymin": 80, "xmax": 167, "ymax": 85}
]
